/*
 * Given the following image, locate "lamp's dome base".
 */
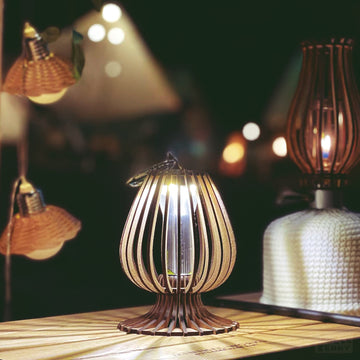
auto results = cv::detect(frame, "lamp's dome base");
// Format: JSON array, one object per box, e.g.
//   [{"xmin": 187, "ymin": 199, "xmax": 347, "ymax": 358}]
[
  {"xmin": 261, "ymin": 208, "xmax": 360, "ymax": 315},
  {"xmin": 118, "ymin": 292, "xmax": 238, "ymax": 336}
]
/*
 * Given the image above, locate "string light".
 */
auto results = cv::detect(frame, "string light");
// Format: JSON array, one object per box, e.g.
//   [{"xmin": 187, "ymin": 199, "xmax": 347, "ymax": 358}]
[
  {"xmin": 102, "ymin": 3, "xmax": 122, "ymax": 23},
  {"xmin": 88, "ymin": 24, "xmax": 106, "ymax": 42},
  {"xmin": 107, "ymin": 27, "xmax": 125, "ymax": 45},
  {"xmin": 242, "ymin": 122, "xmax": 260, "ymax": 141}
]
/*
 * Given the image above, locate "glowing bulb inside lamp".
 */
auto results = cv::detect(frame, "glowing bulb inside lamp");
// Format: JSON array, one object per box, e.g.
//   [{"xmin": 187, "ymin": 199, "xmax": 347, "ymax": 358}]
[
  {"xmin": 321, "ymin": 134, "xmax": 331, "ymax": 159},
  {"xmin": 28, "ymin": 88, "xmax": 68, "ymax": 105},
  {"xmin": 26, "ymin": 242, "xmax": 64, "ymax": 260},
  {"xmin": 159, "ymin": 183, "xmax": 198, "ymax": 276}
]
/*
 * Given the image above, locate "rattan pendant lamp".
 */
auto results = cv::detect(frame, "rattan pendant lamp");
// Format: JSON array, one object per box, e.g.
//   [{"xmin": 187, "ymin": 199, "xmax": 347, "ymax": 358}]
[{"xmin": 3, "ymin": 22, "xmax": 76, "ymax": 104}]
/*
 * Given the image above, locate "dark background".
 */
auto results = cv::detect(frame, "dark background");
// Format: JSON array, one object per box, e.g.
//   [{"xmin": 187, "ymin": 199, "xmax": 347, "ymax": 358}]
[{"xmin": 2, "ymin": 0, "xmax": 360, "ymax": 321}]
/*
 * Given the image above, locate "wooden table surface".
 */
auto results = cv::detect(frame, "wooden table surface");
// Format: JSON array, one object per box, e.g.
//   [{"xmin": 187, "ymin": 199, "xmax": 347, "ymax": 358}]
[{"xmin": 0, "ymin": 305, "xmax": 359, "ymax": 359}]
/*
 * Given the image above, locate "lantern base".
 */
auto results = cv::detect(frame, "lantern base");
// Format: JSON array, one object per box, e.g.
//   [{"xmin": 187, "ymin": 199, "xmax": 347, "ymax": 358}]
[{"xmin": 118, "ymin": 292, "xmax": 239, "ymax": 336}]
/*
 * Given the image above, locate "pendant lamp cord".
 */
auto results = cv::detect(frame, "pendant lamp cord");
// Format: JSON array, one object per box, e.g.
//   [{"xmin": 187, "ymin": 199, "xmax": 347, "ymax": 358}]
[
  {"xmin": 4, "ymin": 177, "xmax": 21, "ymax": 321},
  {"xmin": 17, "ymin": 133, "xmax": 28, "ymax": 178},
  {"xmin": 3, "ymin": 121, "xmax": 28, "ymax": 321},
  {"xmin": 0, "ymin": 0, "xmax": 10, "ymax": 321},
  {"xmin": 3, "ymin": 102, "xmax": 29, "ymax": 322}
]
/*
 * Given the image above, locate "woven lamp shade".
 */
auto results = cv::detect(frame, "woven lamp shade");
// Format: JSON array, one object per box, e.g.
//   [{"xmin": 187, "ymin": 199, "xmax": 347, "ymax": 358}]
[
  {"xmin": 0, "ymin": 179, "xmax": 81, "ymax": 260},
  {"xmin": 4, "ymin": 56, "xmax": 76, "ymax": 97},
  {"xmin": 119, "ymin": 164, "xmax": 238, "ymax": 336},
  {"xmin": 3, "ymin": 22, "xmax": 76, "ymax": 100},
  {"xmin": 0, "ymin": 205, "xmax": 81, "ymax": 260}
]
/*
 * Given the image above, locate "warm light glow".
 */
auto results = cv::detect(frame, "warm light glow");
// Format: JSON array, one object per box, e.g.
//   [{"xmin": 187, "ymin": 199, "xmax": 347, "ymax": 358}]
[
  {"xmin": 321, "ymin": 134, "xmax": 331, "ymax": 159},
  {"xmin": 88, "ymin": 24, "xmax": 106, "ymax": 42},
  {"xmin": 107, "ymin": 27, "xmax": 125, "ymax": 45},
  {"xmin": 28, "ymin": 88, "xmax": 68, "ymax": 104},
  {"xmin": 105, "ymin": 61, "xmax": 122, "ymax": 77},
  {"xmin": 52, "ymin": 8, "xmax": 181, "ymax": 121},
  {"xmin": 119, "ymin": 165, "xmax": 238, "ymax": 335},
  {"xmin": 102, "ymin": 3, "xmax": 122, "ymax": 23},
  {"xmin": 222, "ymin": 143, "xmax": 245, "ymax": 164},
  {"xmin": 242, "ymin": 122, "xmax": 260, "ymax": 141},
  {"xmin": 26, "ymin": 243, "xmax": 64, "ymax": 260},
  {"xmin": 159, "ymin": 183, "xmax": 197, "ymax": 276},
  {"xmin": 160, "ymin": 184, "xmax": 198, "ymax": 212},
  {"xmin": 272, "ymin": 136, "xmax": 287, "ymax": 157}
]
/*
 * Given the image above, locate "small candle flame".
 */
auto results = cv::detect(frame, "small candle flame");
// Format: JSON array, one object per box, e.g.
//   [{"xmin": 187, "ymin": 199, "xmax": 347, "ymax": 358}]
[{"xmin": 321, "ymin": 135, "xmax": 331, "ymax": 159}]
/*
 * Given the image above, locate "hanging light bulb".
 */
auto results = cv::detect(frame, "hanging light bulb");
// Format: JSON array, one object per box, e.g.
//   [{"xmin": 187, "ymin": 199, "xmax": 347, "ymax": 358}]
[
  {"xmin": 27, "ymin": 88, "xmax": 68, "ymax": 105},
  {"xmin": 3, "ymin": 22, "xmax": 76, "ymax": 104},
  {"xmin": 261, "ymin": 38, "xmax": 360, "ymax": 315},
  {"xmin": 0, "ymin": 178, "xmax": 81, "ymax": 260},
  {"xmin": 119, "ymin": 154, "xmax": 238, "ymax": 335}
]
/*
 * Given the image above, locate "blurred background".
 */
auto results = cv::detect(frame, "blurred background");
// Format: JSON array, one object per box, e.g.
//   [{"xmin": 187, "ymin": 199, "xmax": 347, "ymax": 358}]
[{"xmin": 2, "ymin": 0, "xmax": 360, "ymax": 320}]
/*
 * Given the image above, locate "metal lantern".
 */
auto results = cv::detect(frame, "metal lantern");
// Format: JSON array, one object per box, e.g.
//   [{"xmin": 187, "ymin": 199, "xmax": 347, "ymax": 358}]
[{"xmin": 119, "ymin": 156, "xmax": 238, "ymax": 335}]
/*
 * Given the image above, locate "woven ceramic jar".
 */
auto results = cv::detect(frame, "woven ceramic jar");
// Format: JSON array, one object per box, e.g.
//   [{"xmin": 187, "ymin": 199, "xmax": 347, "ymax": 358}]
[{"xmin": 261, "ymin": 208, "xmax": 360, "ymax": 315}]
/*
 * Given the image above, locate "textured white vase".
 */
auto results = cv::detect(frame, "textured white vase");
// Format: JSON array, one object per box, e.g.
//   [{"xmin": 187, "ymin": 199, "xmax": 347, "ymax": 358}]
[{"xmin": 261, "ymin": 208, "xmax": 360, "ymax": 315}]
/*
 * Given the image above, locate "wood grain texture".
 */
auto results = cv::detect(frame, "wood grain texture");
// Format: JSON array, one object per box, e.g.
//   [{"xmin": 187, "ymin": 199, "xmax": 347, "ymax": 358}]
[{"xmin": 0, "ymin": 306, "xmax": 360, "ymax": 359}]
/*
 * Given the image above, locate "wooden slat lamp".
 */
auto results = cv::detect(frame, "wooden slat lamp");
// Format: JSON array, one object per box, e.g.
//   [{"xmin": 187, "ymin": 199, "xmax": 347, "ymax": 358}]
[
  {"xmin": 261, "ymin": 39, "xmax": 360, "ymax": 315},
  {"xmin": 119, "ymin": 154, "xmax": 239, "ymax": 335}
]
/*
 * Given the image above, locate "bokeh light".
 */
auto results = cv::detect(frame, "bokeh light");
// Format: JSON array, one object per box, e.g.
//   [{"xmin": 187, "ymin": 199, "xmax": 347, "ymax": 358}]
[
  {"xmin": 272, "ymin": 136, "xmax": 287, "ymax": 157},
  {"xmin": 222, "ymin": 143, "xmax": 245, "ymax": 164},
  {"xmin": 102, "ymin": 3, "xmax": 122, "ymax": 23},
  {"xmin": 105, "ymin": 61, "xmax": 122, "ymax": 78},
  {"xmin": 242, "ymin": 122, "xmax": 260, "ymax": 141},
  {"xmin": 88, "ymin": 24, "xmax": 106, "ymax": 42},
  {"xmin": 219, "ymin": 132, "xmax": 247, "ymax": 177},
  {"xmin": 107, "ymin": 27, "xmax": 125, "ymax": 45}
]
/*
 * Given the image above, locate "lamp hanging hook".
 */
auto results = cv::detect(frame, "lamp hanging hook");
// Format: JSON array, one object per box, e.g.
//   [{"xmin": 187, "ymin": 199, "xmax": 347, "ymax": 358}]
[{"xmin": 126, "ymin": 152, "xmax": 181, "ymax": 188}]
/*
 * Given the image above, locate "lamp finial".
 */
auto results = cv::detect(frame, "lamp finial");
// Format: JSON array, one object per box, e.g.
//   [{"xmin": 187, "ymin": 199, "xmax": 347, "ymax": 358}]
[{"xmin": 23, "ymin": 22, "xmax": 37, "ymax": 38}]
